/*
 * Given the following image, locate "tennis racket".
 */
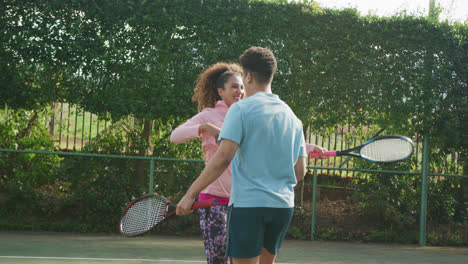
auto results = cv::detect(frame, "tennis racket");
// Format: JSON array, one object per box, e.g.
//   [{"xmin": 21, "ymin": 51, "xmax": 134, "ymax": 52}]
[
  {"xmin": 120, "ymin": 193, "xmax": 217, "ymax": 237},
  {"xmin": 309, "ymin": 135, "xmax": 414, "ymax": 163}
]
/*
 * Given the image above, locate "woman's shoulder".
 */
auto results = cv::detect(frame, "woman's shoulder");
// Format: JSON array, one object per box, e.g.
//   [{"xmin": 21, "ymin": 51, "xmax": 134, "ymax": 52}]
[
  {"xmin": 199, "ymin": 106, "xmax": 216, "ymax": 115},
  {"xmin": 196, "ymin": 106, "xmax": 220, "ymax": 121}
]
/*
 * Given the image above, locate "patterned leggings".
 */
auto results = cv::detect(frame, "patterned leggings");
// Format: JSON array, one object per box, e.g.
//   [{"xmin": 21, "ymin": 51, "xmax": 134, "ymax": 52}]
[{"xmin": 198, "ymin": 205, "xmax": 229, "ymax": 264}]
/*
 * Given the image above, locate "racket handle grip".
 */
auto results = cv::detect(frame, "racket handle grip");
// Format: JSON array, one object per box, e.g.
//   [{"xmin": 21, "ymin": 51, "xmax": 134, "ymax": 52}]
[
  {"xmin": 309, "ymin": 151, "xmax": 336, "ymax": 158},
  {"xmin": 192, "ymin": 198, "xmax": 218, "ymax": 209}
]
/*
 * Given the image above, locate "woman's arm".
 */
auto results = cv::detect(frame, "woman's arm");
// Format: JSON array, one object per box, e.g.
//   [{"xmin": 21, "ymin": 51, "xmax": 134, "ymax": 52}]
[
  {"xmin": 170, "ymin": 111, "xmax": 222, "ymax": 144},
  {"xmin": 170, "ymin": 120, "xmax": 201, "ymax": 144},
  {"xmin": 170, "ymin": 112, "xmax": 205, "ymax": 144}
]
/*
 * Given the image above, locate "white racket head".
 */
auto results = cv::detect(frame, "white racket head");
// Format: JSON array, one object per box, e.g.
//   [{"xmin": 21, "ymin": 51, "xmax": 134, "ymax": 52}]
[
  {"xmin": 359, "ymin": 136, "xmax": 414, "ymax": 163},
  {"xmin": 120, "ymin": 194, "xmax": 171, "ymax": 237}
]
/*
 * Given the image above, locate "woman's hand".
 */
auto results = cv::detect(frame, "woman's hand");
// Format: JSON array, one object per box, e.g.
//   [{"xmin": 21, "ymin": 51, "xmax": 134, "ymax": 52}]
[{"xmin": 176, "ymin": 194, "xmax": 196, "ymax": 216}]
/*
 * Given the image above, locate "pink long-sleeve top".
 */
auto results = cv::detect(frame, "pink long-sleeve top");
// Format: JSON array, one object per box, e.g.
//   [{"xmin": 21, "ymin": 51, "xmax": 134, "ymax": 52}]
[{"xmin": 170, "ymin": 101, "xmax": 231, "ymax": 201}]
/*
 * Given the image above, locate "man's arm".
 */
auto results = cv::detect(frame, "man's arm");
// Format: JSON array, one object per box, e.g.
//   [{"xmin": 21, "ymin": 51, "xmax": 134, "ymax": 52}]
[
  {"xmin": 294, "ymin": 156, "xmax": 307, "ymax": 182},
  {"xmin": 176, "ymin": 139, "xmax": 238, "ymax": 215}
]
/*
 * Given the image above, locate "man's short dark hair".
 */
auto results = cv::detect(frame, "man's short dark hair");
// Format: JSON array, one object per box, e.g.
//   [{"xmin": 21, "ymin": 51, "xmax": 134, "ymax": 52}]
[{"xmin": 239, "ymin": 46, "xmax": 277, "ymax": 84}]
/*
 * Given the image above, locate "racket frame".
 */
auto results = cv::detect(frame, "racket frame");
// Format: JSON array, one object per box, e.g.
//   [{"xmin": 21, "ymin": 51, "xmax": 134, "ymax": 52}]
[
  {"xmin": 310, "ymin": 135, "xmax": 415, "ymax": 163},
  {"xmin": 119, "ymin": 194, "xmax": 171, "ymax": 237},
  {"xmin": 352, "ymin": 135, "xmax": 414, "ymax": 163},
  {"xmin": 119, "ymin": 193, "xmax": 217, "ymax": 237}
]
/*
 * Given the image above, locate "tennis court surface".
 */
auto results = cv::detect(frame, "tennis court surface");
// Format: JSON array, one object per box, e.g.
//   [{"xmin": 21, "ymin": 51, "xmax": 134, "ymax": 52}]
[{"xmin": 0, "ymin": 231, "xmax": 467, "ymax": 264}]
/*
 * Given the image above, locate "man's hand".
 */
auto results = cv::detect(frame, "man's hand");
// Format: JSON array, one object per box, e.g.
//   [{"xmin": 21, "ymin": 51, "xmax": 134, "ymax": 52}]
[
  {"xmin": 199, "ymin": 123, "xmax": 221, "ymax": 139},
  {"xmin": 306, "ymin": 144, "xmax": 327, "ymax": 158}
]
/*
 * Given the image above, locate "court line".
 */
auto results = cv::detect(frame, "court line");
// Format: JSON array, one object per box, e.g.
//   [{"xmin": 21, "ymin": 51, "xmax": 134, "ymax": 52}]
[
  {"xmin": 0, "ymin": 256, "xmax": 295, "ymax": 264},
  {"xmin": 0, "ymin": 256, "xmax": 205, "ymax": 263}
]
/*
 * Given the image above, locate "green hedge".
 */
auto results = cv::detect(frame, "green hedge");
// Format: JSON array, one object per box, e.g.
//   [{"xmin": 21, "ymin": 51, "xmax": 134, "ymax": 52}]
[{"xmin": 2, "ymin": 1, "xmax": 466, "ymax": 149}]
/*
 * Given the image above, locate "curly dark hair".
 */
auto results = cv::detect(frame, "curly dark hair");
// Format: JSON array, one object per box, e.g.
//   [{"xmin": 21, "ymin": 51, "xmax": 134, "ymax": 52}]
[
  {"xmin": 192, "ymin": 62, "xmax": 242, "ymax": 112},
  {"xmin": 239, "ymin": 46, "xmax": 277, "ymax": 84}
]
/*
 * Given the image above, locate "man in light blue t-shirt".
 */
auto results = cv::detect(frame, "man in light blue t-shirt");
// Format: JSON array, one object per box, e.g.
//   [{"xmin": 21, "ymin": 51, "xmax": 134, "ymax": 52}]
[{"xmin": 177, "ymin": 47, "xmax": 325, "ymax": 264}]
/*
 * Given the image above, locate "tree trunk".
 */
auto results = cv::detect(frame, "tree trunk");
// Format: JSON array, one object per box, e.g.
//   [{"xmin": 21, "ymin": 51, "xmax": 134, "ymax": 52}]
[
  {"xmin": 49, "ymin": 103, "xmax": 57, "ymax": 137},
  {"xmin": 18, "ymin": 109, "xmax": 40, "ymax": 139},
  {"xmin": 133, "ymin": 119, "xmax": 153, "ymax": 191}
]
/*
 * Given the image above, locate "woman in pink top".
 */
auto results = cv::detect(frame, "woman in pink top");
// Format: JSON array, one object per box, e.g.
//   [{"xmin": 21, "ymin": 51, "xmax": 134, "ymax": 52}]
[{"xmin": 170, "ymin": 62, "xmax": 244, "ymax": 264}]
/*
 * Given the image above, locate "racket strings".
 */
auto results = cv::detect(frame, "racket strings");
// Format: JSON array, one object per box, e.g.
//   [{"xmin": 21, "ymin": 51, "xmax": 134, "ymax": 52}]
[
  {"xmin": 120, "ymin": 196, "xmax": 167, "ymax": 235},
  {"xmin": 360, "ymin": 138, "xmax": 413, "ymax": 162}
]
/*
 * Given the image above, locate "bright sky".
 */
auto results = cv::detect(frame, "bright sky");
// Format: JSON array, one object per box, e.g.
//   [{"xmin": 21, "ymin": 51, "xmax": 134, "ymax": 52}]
[{"xmin": 313, "ymin": 0, "xmax": 468, "ymax": 23}]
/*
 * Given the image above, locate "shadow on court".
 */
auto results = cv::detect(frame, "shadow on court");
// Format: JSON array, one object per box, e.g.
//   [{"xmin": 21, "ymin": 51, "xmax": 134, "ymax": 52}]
[{"xmin": 0, "ymin": 231, "xmax": 467, "ymax": 264}]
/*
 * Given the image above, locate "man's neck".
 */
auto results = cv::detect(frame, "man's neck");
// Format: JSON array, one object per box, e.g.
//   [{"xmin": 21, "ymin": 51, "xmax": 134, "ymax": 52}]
[{"xmin": 251, "ymin": 84, "xmax": 272, "ymax": 95}]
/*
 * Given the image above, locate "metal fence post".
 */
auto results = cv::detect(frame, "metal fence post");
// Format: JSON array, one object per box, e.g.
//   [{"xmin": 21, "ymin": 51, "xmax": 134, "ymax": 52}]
[
  {"xmin": 311, "ymin": 168, "xmax": 318, "ymax": 240},
  {"xmin": 419, "ymin": 132, "xmax": 430, "ymax": 246},
  {"xmin": 149, "ymin": 159, "xmax": 154, "ymax": 194}
]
